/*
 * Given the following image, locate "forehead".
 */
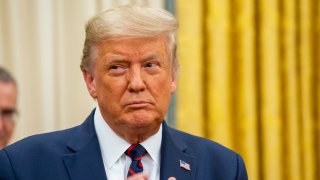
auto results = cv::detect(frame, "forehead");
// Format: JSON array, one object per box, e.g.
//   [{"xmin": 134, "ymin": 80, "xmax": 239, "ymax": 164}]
[
  {"xmin": 95, "ymin": 35, "xmax": 169, "ymax": 57},
  {"xmin": 0, "ymin": 82, "xmax": 17, "ymax": 107},
  {"xmin": 0, "ymin": 82, "xmax": 16, "ymax": 94}
]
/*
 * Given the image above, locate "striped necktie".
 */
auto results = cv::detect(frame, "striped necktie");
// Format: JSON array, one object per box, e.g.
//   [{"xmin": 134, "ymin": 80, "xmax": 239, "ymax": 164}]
[{"xmin": 125, "ymin": 144, "xmax": 147, "ymax": 177}]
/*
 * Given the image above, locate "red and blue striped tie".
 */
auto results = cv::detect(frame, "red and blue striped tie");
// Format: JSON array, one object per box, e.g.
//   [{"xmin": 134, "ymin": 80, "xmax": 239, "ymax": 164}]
[{"xmin": 125, "ymin": 144, "xmax": 147, "ymax": 177}]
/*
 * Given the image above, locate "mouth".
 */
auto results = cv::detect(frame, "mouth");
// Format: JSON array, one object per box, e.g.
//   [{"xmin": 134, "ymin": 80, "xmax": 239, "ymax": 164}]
[{"xmin": 124, "ymin": 101, "xmax": 152, "ymax": 109}]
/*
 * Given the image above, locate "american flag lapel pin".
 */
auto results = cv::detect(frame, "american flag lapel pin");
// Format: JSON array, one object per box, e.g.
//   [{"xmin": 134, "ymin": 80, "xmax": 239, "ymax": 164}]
[{"xmin": 179, "ymin": 160, "xmax": 191, "ymax": 171}]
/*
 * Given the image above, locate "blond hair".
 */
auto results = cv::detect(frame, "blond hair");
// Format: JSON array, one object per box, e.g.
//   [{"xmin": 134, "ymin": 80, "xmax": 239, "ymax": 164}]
[{"xmin": 81, "ymin": 5, "xmax": 178, "ymax": 71}]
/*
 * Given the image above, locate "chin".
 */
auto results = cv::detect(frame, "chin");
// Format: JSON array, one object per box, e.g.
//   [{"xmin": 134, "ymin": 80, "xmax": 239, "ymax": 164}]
[
  {"xmin": 127, "ymin": 116, "xmax": 162, "ymax": 128},
  {"xmin": 120, "ymin": 110, "xmax": 164, "ymax": 128},
  {"xmin": 127, "ymin": 118, "xmax": 156, "ymax": 128}
]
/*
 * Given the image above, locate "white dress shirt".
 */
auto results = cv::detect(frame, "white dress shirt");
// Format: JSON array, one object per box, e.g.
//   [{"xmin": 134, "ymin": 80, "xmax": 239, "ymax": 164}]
[{"xmin": 94, "ymin": 106, "xmax": 162, "ymax": 180}]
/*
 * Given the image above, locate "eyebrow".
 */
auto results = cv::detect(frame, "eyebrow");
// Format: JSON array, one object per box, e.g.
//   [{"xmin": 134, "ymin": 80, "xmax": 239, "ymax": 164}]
[
  {"xmin": 106, "ymin": 53, "xmax": 160, "ymax": 63},
  {"xmin": 141, "ymin": 53, "xmax": 159, "ymax": 62}
]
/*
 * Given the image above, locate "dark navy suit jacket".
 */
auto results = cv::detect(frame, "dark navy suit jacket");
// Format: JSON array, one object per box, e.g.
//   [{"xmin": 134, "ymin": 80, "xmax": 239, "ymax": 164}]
[{"xmin": 0, "ymin": 110, "xmax": 248, "ymax": 180}]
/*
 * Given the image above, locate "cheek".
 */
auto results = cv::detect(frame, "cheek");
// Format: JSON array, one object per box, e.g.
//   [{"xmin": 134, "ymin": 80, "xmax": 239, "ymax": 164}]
[
  {"xmin": 148, "ymin": 77, "xmax": 173, "ymax": 101},
  {"xmin": 97, "ymin": 77, "xmax": 127, "ymax": 100},
  {"xmin": 5, "ymin": 123, "xmax": 15, "ymax": 133}
]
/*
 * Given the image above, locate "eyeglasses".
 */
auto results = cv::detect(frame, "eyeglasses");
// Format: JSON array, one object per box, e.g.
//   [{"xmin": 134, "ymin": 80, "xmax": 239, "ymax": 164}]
[{"xmin": 0, "ymin": 109, "xmax": 18, "ymax": 122}]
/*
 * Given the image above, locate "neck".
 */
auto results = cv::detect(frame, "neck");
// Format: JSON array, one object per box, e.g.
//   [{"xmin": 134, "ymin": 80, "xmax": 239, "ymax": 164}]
[
  {"xmin": 0, "ymin": 142, "xmax": 6, "ymax": 149},
  {"xmin": 109, "ymin": 122, "xmax": 161, "ymax": 144}
]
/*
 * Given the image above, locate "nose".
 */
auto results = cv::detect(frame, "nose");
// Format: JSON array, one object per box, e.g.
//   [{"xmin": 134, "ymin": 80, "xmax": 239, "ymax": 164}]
[{"xmin": 127, "ymin": 66, "xmax": 146, "ymax": 93}]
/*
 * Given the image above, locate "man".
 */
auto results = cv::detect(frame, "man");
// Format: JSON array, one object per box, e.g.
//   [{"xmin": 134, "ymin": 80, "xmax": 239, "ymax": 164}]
[
  {"xmin": 0, "ymin": 67, "xmax": 17, "ymax": 149},
  {"xmin": 0, "ymin": 5, "xmax": 248, "ymax": 180}
]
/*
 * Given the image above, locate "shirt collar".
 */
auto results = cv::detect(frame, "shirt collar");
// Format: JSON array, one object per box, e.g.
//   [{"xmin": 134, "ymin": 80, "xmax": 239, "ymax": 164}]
[
  {"xmin": 141, "ymin": 123, "xmax": 162, "ymax": 167},
  {"xmin": 94, "ymin": 106, "xmax": 162, "ymax": 169}
]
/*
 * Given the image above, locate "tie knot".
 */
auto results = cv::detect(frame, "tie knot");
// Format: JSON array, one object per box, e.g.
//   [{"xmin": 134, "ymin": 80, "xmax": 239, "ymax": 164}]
[{"xmin": 125, "ymin": 144, "xmax": 146, "ymax": 160}]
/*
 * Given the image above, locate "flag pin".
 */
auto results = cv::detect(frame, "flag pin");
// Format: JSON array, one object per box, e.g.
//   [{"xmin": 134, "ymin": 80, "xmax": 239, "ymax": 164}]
[{"xmin": 179, "ymin": 160, "xmax": 191, "ymax": 171}]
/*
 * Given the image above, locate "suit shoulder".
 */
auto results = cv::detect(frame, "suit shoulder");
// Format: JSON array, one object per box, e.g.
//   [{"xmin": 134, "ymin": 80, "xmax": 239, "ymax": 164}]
[
  {"xmin": 167, "ymin": 126, "xmax": 238, "ymax": 157},
  {"xmin": 166, "ymin": 126, "xmax": 248, "ymax": 179},
  {"xmin": 5, "ymin": 125, "xmax": 79, "ymax": 154},
  {"xmin": 167, "ymin": 127, "xmax": 248, "ymax": 177}
]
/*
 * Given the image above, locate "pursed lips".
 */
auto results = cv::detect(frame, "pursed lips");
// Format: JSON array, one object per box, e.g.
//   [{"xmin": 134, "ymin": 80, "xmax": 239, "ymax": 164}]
[{"xmin": 124, "ymin": 100, "xmax": 153, "ymax": 108}]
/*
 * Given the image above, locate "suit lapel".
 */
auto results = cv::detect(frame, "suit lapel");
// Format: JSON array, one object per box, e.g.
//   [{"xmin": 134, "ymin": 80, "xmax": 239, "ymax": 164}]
[
  {"xmin": 62, "ymin": 110, "xmax": 107, "ymax": 180},
  {"xmin": 61, "ymin": 111, "xmax": 198, "ymax": 180},
  {"xmin": 160, "ymin": 122, "xmax": 197, "ymax": 180}
]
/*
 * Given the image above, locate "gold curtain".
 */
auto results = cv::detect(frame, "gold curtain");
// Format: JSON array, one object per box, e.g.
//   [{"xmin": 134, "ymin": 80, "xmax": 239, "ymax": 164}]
[{"xmin": 176, "ymin": 0, "xmax": 319, "ymax": 180}]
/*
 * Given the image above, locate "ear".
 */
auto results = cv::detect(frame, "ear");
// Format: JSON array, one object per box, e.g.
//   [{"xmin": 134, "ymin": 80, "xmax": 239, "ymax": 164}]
[
  {"xmin": 82, "ymin": 69, "xmax": 97, "ymax": 98},
  {"xmin": 170, "ymin": 72, "xmax": 177, "ymax": 94}
]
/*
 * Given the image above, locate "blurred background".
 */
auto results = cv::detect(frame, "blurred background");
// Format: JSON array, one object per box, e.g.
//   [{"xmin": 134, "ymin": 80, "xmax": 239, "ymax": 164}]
[{"xmin": 0, "ymin": 0, "xmax": 319, "ymax": 179}]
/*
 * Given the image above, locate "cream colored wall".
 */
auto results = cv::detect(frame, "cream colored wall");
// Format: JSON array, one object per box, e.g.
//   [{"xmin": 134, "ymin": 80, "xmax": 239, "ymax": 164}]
[{"xmin": 0, "ymin": 0, "xmax": 164, "ymax": 144}]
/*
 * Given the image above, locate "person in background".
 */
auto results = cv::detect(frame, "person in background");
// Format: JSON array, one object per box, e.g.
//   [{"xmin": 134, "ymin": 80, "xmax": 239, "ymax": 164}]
[
  {"xmin": 0, "ymin": 67, "xmax": 17, "ymax": 149},
  {"xmin": 0, "ymin": 5, "xmax": 247, "ymax": 180}
]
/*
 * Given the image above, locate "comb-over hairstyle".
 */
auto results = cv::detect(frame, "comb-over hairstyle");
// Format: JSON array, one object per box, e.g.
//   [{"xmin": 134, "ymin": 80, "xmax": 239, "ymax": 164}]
[
  {"xmin": 80, "ymin": 5, "xmax": 178, "ymax": 71},
  {"xmin": 0, "ymin": 67, "xmax": 16, "ymax": 85}
]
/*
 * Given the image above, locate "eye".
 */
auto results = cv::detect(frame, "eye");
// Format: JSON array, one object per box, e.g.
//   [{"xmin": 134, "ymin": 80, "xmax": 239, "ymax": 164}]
[
  {"xmin": 108, "ymin": 64, "xmax": 127, "ymax": 75},
  {"xmin": 144, "ymin": 61, "xmax": 161, "ymax": 74},
  {"xmin": 110, "ymin": 65, "xmax": 121, "ymax": 69},
  {"xmin": 144, "ymin": 62, "xmax": 159, "ymax": 68},
  {"xmin": 1, "ymin": 109, "xmax": 18, "ymax": 121}
]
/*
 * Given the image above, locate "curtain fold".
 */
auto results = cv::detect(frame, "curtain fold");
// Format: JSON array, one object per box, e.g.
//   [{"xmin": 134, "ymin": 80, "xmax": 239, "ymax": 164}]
[
  {"xmin": 176, "ymin": 0, "xmax": 319, "ymax": 179},
  {"xmin": 258, "ymin": 0, "xmax": 283, "ymax": 179},
  {"xmin": 233, "ymin": 0, "xmax": 259, "ymax": 179},
  {"xmin": 317, "ymin": 1, "xmax": 320, "ymax": 177},
  {"xmin": 206, "ymin": 0, "xmax": 233, "ymax": 148},
  {"xmin": 299, "ymin": 0, "xmax": 316, "ymax": 179},
  {"xmin": 176, "ymin": 0, "xmax": 205, "ymax": 137},
  {"xmin": 282, "ymin": 0, "xmax": 301, "ymax": 179}
]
